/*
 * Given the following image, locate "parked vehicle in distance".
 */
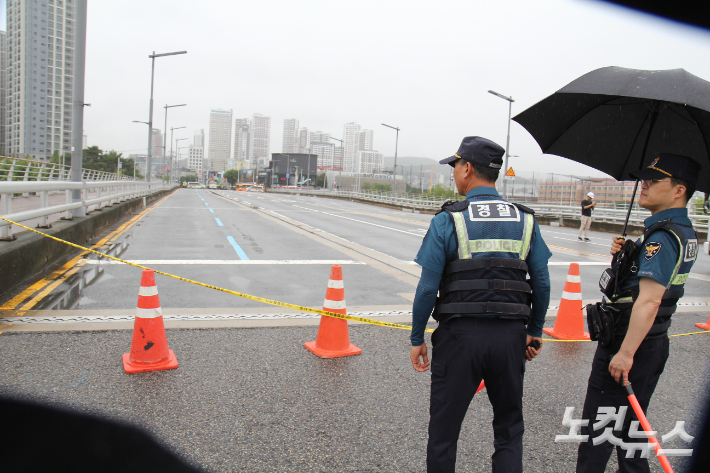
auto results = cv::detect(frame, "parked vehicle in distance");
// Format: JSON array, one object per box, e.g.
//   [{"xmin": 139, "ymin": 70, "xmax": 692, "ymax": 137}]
[{"xmin": 246, "ymin": 185, "xmax": 265, "ymax": 192}]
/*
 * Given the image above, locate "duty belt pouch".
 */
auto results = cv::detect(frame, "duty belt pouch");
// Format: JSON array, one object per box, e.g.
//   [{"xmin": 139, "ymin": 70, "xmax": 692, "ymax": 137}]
[{"xmin": 586, "ymin": 302, "xmax": 616, "ymax": 347}]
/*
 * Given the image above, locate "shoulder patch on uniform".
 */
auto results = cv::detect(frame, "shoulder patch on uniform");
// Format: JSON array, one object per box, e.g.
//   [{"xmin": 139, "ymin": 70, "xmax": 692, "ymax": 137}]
[
  {"xmin": 512, "ymin": 203, "xmax": 535, "ymax": 215},
  {"xmin": 442, "ymin": 200, "xmax": 470, "ymax": 213},
  {"xmin": 644, "ymin": 241, "xmax": 662, "ymax": 260},
  {"xmin": 685, "ymin": 239, "xmax": 698, "ymax": 262}
]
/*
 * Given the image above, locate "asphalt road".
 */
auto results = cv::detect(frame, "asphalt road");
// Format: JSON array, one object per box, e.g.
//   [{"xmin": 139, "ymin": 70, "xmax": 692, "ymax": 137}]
[
  {"xmin": 0, "ymin": 314, "xmax": 708, "ymax": 472},
  {"xmin": 5, "ymin": 187, "xmax": 707, "ymax": 313}
]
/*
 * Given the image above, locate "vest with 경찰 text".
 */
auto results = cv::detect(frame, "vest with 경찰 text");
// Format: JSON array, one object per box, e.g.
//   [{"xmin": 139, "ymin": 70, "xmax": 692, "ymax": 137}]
[{"xmin": 433, "ymin": 197, "xmax": 536, "ymax": 323}]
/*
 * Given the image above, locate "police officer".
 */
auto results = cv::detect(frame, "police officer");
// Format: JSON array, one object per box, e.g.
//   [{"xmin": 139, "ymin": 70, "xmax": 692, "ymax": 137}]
[
  {"xmin": 576, "ymin": 154, "xmax": 701, "ymax": 472},
  {"xmin": 410, "ymin": 136, "xmax": 552, "ymax": 473}
]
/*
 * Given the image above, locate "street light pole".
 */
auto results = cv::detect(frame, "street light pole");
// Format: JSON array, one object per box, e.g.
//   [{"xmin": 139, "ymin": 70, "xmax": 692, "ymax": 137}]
[
  {"xmin": 145, "ymin": 50, "xmax": 186, "ymax": 183},
  {"xmin": 488, "ymin": 90, "xmax": 514, "ymax": 198},
  {"xmin": 163, "ymin": 104, "xmax": 186, "ymax": 186},
  {"xmin": 382, "ymin": 123, "xmax": 400, "ymax": 200},
  {"xmin": 170, "ymin": 126, "xmax": 186, "ymax": 184},
  {"xmin": 174, "ymin": 138, "xmax": 187, "ymax": 183},
  {"xmin": 328, "ymin": 137, "xmax": 344, "ymax": 191}
]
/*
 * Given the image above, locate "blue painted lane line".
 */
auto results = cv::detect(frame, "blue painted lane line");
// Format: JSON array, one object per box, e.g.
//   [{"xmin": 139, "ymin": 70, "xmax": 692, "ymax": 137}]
[
  {"xmin": 209, "ymin": 209, "xmax": 214, "ymax": 213},
  {"xmin": 205, "ymin": 203, "xmax": 209, "ymax": 206},
  {"xmin": 215, "ymin": 218, "xmax": 224, "ymax": 227},
  {"xmin": 227, "ymin": 236, "xmax": 250, "ymax": 260}
]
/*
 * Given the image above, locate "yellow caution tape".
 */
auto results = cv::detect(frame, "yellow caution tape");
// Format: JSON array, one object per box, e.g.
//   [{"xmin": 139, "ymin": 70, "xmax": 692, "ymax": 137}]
[
  {"xmin": 0, "ymin": 216, "xmax": 430, "ymax": 333},
  {"xmin": 2, "ymin": 215, "xmax": 709, "ymax": 341}
]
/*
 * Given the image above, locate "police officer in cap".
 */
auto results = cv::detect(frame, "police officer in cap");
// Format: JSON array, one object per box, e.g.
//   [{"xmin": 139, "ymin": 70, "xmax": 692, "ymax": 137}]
[
  {"xmin": 576, "ymin": 154, "xmax": 701, "ymax": 472},
  {"xmin": 410, "ymin": 136, "xmax": 552, "ymax": 473}
]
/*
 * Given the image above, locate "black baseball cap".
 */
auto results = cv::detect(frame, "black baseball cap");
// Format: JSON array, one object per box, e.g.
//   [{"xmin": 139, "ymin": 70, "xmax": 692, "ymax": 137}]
[
  {"xmin": 629, "ymin": 154, "xmax": 701, "ymax": 184},
  {"xmin": 439, "ymin": 136, "xmax": 505, "ymax": 169}
]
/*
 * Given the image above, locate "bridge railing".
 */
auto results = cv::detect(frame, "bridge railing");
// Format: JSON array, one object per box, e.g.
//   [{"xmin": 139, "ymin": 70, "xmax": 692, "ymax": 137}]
[
  {"xmin": 267, "ymin": 188, "xmax": 709, "ymax": 231},
  {"xmin": 0, "ymin": 181, "xmax": 173, "ymax": 240},
  {"xmin": 0, "ymin": 156, "xmax": 138, "ymax": 184}
]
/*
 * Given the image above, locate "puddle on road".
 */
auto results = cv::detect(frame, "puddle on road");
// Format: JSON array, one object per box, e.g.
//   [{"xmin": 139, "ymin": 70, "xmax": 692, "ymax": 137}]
[{"xmin": 35, "ymin": 242, "xmax": 129, "ymax": 310}]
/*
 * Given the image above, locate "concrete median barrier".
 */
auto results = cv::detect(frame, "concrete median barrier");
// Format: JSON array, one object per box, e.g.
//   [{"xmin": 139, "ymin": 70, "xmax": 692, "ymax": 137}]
[{"xmin": 0, "ymin": 189, "xmax": 173, "ymax": 296}]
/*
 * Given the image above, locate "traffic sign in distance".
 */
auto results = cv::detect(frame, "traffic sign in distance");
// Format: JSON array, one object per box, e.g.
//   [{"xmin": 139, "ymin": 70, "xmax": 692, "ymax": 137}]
[{"xmin": 505, "ymin": 167, "xmax": 515, "ymax": 180}]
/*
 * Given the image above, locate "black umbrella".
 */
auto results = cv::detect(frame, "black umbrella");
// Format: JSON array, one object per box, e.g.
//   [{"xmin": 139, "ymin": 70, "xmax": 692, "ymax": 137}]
[{"xmin": 513, "ymin": 66, "xmax": 710, "ymax": 233}]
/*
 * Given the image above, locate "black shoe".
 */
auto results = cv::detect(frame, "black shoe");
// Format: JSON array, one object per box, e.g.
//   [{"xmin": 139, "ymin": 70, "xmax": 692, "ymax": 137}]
[
  {"xmin": 578, "ymin": 237, "xmax": 583, "ymax": 241},
  {"xmin": 584, "ymin": 238, "xmax": 591, "ymax": 242}
]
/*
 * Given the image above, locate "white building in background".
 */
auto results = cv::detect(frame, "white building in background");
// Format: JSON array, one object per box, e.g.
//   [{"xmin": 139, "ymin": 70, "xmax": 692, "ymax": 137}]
[
  {"xmin": 342, "ymin": 122, "xmax": 360, "ymax": 172},
  {"xmin": 194, "ymin": 128, "xmax": 205, "ymax": 148},
  {"xmin": 188, "ymin": 129, "xmax": 205, "ymax": 178},
  {"xmin": 282, "ymin": 118, "xmax": 299, "ymax": 153},
  {"xmin": 356, "ymin": 150, "xmax": 384, "ymax": 174},
  {"xmin": 208, "ymin": 108, "xmax": 232, "ymax": 173},
  {"xmin": 233, "ymin": 118, "xmax": 252, "ymax": 162},
  {"xmin": 151, "ymin": 128, "xmax": 163, "ymax": 157},
  {"xmin": 359, "ymin": 129, "xmax": 373, "ymax": 152},
  {"xmin": 5, "ymin": 0, "xmax": 80, "ymax": 160},
  {"xmin": 252, "ymin": 113, "xmax": 271, "ymax": 168}
]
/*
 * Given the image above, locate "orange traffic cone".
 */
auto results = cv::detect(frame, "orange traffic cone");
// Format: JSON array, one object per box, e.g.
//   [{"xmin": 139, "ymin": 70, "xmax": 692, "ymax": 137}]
[
  {"xmin": 696, "ymin": 314, "xmax": 710, "ymax": 331},
  {"xmin": 304, "ymin": 265, "xmax": 362, "ymax": 358},
  {"xmin": 476, "ymin": 381, "xmax": 485, "ymax": 394},
  {"xmin": 543, "ymin": 263, "xmax": 590, "ymax": 340},
  {"xmin": 122, "ymin": 269, "xmax": 179, "ymax": 373}
]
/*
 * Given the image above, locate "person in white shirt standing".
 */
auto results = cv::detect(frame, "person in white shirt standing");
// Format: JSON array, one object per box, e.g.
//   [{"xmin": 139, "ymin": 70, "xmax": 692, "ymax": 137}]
[{"xmin": 578, "ymin": 192, "xmax": 596, "ymax": 241}]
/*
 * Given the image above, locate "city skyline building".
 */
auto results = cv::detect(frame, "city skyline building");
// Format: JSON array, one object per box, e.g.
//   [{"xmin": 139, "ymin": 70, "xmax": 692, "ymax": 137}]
[
  {"xmin": 282, "ymin": 118, "xmax": 299, "ymax": 153},
  {"xmin": 188, "ymin": 128, "xmax": 204, "ymax": 178},
  {"xmin": 233, "ymin": 117, "xmax": 252, "ymax": 161},
  {"xmin": 5, "ymin": 0, "xmax": 79, "ymax": 160},
  {"xmin": 208, "ymin": 108, "xmax": 232, "ymax": 173},
  {"xmin": 251, "ymin": 113, "xmax": 270, "ymax": 169},
  {"xmin": 342, "ymin": 122, "xmax": 361, "ymax": 172},
  {"xmin": 194, "ymin": 128, "xmax": 205, "ymax": 148},
  {"xmin": 151, "ymin": 128, "xmax": 163, "ymax": 158}
]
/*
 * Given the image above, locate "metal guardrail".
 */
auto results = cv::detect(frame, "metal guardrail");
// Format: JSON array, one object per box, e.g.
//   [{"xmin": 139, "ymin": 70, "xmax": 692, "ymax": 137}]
[
  {"xmin": 268, "ymin": 188, "xmax": 710, "ymax": 230},
  {"xmin": 0, "ymin": 181, "xmax": 175, "ymax": 240},
  {"xmin": 268, "ymin": 187, "xmax": 456, "ymax": 210},
  {"xmin": 0, "ymin": 156, "xmax": 137, "ymax": 184}
]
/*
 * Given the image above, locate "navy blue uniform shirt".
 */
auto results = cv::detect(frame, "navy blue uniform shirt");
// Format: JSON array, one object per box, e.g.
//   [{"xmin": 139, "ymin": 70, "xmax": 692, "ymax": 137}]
[
  {"xmin": 411, "ymin": 187, "xmax": 552, "ymax": 345},
  {"xmin": 619, "ymin": 207, "xmax": 693, "ymax": 292}
]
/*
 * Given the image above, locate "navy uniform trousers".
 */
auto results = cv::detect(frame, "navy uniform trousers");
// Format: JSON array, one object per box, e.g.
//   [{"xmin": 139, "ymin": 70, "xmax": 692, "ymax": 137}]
[
  {"xmin": 576, "ymin": 336, "xmax": 670, "ymax": 473},
  {"xmin": 427, "ymin": 317, "xmax": 527, "ymax": 473}
]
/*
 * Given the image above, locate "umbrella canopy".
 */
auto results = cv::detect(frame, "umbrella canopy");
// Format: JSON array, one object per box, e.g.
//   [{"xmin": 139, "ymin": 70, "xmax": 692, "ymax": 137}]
[{"xmin": 512, "ymin": 67, "xmax": 710, "ymax": 193}]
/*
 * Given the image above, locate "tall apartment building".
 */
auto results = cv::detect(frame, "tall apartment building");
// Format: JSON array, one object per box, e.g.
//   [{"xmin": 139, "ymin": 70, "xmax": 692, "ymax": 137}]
[
  {"xmin": 188, "ymin": 128, "xmax": 204, "ymax": 178},
  {"xmin": 298, "ymin": 127, "xmax": 310, "ymax": 152},
  {"xmin": 208, "ymin": 108, "xmax": 232, "ymax": 173},
  {"xmin": 1, "ymin": 31, "xmax": 7, "ymax": 155},
  {"xmin": 252, "ymin": 113, "xmax": 270, "ymax": 168},
  {"xmin": 233, "ymin": 118, "xmax": 252, "ymax": 162},
  {"xmin": 342, "ymin": 122, "xmax": 361, "ymax": 172},
  {"xmin": 359, "ymin": 129, "xmax": 373, "ymax": 152},
  {"xmin": 5, "ymin": 0, "xmax": 79, "ymax": 160},
  {"xmin": 356, "ymin": 150, "xmax": 384, "ymax": 174},
  {"xmin": 282, "ymin": 118, "xmax": 299, "ymax": 153},
  {"xmin": 194, "ymin": 128, "xmax": 205, "ymax": 148},
  {"xmin": 151, "ymin": 128, "xmax": 163, "ymax": 157}
]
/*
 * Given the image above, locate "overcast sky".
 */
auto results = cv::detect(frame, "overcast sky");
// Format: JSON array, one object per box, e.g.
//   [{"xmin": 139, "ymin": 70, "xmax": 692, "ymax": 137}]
[{"xmin": 4, "ymin": 0, "xmax": 710, "ymax": 177}]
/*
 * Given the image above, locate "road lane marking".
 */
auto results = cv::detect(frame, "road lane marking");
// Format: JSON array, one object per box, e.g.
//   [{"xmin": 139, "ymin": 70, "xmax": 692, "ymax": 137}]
[
  {"xmin": 292, "ymin": 205, "xmax": 423, "ymax": 237},
  {"xmin": 227, "ymin": 236, "xmax": 250, "ymax": 260},
  {"xmin": 215, "ymin": 218, "xmax": 224, "ymax": 226},
  {"xmin": 209, "ymin": 209, "xmax": 214, "ymax": 213},
  {"xmin": 1, "ymin": 191, "xmax": 176, "ymax": 311},
  {"xmin": 83, "ymin": 260, "xmax": 366, "ymax": 265},
  {"xmin": 205, "ymin": 202, "xmax": 209, "ymax": 206}
]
